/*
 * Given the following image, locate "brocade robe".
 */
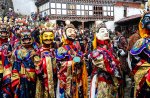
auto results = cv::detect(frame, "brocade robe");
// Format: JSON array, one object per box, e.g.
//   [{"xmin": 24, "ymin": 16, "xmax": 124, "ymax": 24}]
[
  {"xmin": 130, "ymin": 38, "xmax": 150, "ymax": 98},
  {"xmin": 89, "ymin": 47, "xmax": 121, "ymax": 98},
  {"xmin": 0, "ymin": 39, "xmax": 12, "ymax": 98},
  {"xmin": 56, "ymin": 42, "xmax": 88, "ymax": 98},
  {"xmin": 35, "ymin": 47, "xmax": 57, "ymax": 98},
  {"xmin": 11, "ymin": 43, "xmax": 39, "ymax": 98}
]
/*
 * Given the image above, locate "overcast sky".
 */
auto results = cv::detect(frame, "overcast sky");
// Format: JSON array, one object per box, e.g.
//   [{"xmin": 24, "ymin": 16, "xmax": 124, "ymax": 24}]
[{"xmin": 12, "ymin": 0, "xmax": 37, "ymax": 15}]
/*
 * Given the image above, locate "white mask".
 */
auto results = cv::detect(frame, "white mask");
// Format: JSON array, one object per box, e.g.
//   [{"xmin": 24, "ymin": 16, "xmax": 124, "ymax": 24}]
[
  {"xmin": 96, "ymin": 28, "xmax": 109, "ymax": 40},
  {"xmin": 65, "ymin": 28, "xmax": 76, "ymax": 41}
]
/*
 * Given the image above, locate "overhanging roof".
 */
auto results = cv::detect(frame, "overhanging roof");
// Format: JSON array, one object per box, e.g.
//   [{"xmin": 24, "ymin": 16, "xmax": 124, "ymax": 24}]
[{"xmin": 115, "ymin": 14, "xmax": 141, "ymax": 24}]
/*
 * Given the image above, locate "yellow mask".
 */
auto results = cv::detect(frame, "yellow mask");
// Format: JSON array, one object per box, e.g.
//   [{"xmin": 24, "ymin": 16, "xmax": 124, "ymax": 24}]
[{"xmin": 42, "ymin": 32, "xmax": 54, "ymax": 41}]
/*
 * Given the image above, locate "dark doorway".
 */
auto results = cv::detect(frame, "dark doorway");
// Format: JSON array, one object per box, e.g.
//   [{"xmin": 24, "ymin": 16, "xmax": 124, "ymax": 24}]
[
  {"xmin": 84, "ymin": 21, "xmax": 95, "ymax": 29},
  {"xmin": 56, "ymin": 20, "xmax": 65, "ymax": 28},
  {"xmin": 71, "ymin": 21, "xmax": 82, "ymax": 29}
]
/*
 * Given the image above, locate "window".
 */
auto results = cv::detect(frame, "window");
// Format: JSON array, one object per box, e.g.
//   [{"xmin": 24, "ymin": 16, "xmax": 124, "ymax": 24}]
[
  {"xmin": 103, "ymin": 6, "xmax": 107, "ymax": 11},
  {"xmin": 76, "ymin": 5, "xmax": 80, "ymax": 10},
  {"xmin": 81, "ymin": 11, "xmax": 84, "ymax": 15},
  {"xmin": 62, "ymin": 10, "xmax": 67, "ymax": 15},
  {"xmin": 85, "ymin": 5, "xmax": 88, "ymax": 10},
  {"xmin": 77, "ymin": 10, "xmax": 81, "ymax": 15},
  {"xmin": 84, "ymin": 5, "xmax": 89, "ymax": 16},
  {"xmin": 68, "ymin": 4, "xmax": 76, "ymax": 10},
  {"xmin": 107, "ymin": 6, "xmax": 111, "ymax": 11},
  {"xmin": 103, "ymin": 6, "xmax": 114, "ymax": 16},
  {"xmin": 108, "ymin": 12, "xmax": 111, "ymax": 16},
  {"xmin": 48, "ymin": 2, "xmax": 111, "ymax": 18},
  {"xmin": 89, "ymin": 5, "xmax": 93, "ymax": 10},
  {"xmin": 67, "ymin": 4, "xmax": 76, "ymax": 15},
  {"xmin": 62, "ymin": 4, "xmax": 66, "ymax": 9},
  {"xmin": 51, "ymin": 9, "xmax": 55, "ymax": 14},
  {"xmin": 88, "ymin": 5, "xmax": 93, "ymax": 16},
  {"xmin": 111, "ymin": 6, "xmax": 113, "ymax": 11},
  {"xmin": 85, "ymin": 11, "xmax": 88, "ymax": 16},
  {"xmin": 56, "ymin": 3, "xmax": 61, "ymax": 9},
  {"xmin": 111, "ymin": 12, "xmax": 113, "ymax": 16},
  {"xmin": 51, "ymin": 3, "xmax": 55, "ymax": 8},
  {"xmin": 57, "ymin": 9, "xmax": 61, "ymax": 14},
  {"xmin": 81, "ymin": 5, "xmax": 84, "ymax": 10},
  {"xmin": 104, "ymin": 12, "xmax": 107, "ymax": 16},
  {"xmin": 94, "ymin": 6, "xmax": 103, "ymax": 16},
  {"xmin": 89, "ymin": 11, "xmax": 93, "ymax": 16}
]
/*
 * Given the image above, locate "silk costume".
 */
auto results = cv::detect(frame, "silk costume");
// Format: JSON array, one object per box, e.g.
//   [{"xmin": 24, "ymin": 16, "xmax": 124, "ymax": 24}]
[
  {"xmin": 89, "ymin": 23, "xmax": 122, "ymax": 98},
  {"xmin": 11, "ymin": 29, "xmax": 39, "ymax": 98},
  {"xmin": 0, "ymin": 38, "xmax": 12, "ymax": 98},
  {"xmin": 36, "ymin": 47, "xmax": 57, "ymax": 98},
  {"xmin": 56, "ymin": 24, "xmax": 88, "ymax": 98},
  {"xmin": 130, "ymin": 38, "xmax": 150, "ymax": 98},
  {"xmin": 35, "ymin": 25, "xmax": 57, "ymax": 98},
  {"xmin": 130, "ymin": 11, "xmax": 150, "ymax": 98},
  {"xmin": 0, "ymin": 16, "xmax": 13, "ymax": 98}
]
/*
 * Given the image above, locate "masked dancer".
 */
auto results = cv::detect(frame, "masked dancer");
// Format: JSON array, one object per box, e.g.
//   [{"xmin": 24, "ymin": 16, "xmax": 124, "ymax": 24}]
[
  {"xmin": 11, "ymin": 27, "xmax": 39, "ymax": 98},
  {"xmin": 89, "ymin": 23, "xmax": 122, "ymax": 98},
  {"xmin": 0, "ymin": 16, "xmax": 13, "ymax": 98},
  {"xmin": 35, "ymin": 22, "xmax": 57, "ymax": 98},
  {"xmin": 56, "ymin": 23, "xmax": 88, "ymax": 98},
  {"xmin": 130, "ymin": 10, "xmax": 150, "ymax": 98}
]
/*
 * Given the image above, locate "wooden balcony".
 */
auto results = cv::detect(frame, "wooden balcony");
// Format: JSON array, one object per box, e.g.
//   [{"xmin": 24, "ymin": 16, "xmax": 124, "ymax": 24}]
[{"xmin": 49, "ymin": 14, "xmax": 114, "ymax": 21}]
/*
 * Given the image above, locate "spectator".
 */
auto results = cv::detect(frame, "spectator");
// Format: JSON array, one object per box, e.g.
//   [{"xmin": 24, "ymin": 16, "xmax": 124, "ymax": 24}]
[
  {"xmin": 127, "ymin": 29, "xmax": 140, "ymax": 51},
  {"xmin": 115, "ymin": 30, "xmax": 131, "ymax": 88}
]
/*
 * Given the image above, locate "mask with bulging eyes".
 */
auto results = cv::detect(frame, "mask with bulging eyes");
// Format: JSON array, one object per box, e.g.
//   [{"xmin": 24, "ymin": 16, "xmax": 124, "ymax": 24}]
[
  {"xmin": 96, "ymin": 27, "xmax": 109, "ymax": 41},
  {"xmin": 0, "ymin": 31, "xmax": 9, "ymax": 39},
  {"xmin": 142, "ymin": 13, "xmax": 150, "ymax": 30},
  {"xmin": 21, "ymin": 32, "xmax": 33, "ymax": 45}
]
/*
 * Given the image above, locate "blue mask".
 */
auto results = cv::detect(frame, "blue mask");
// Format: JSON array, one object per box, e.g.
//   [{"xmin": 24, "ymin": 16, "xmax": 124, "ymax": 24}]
[{"xmin": 142, "ymin": 13, "xmax": 150, "ymax": 30}]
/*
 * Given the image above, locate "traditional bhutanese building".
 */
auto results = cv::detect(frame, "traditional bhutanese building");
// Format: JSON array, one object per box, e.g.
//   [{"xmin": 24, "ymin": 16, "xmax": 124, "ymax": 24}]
[
  {"xmin": 35, "ymin": 0, "xmax": 115, "ymax": 29},
  {"xmin": 114, "ymin": 0, "xmax": 147, "ymax": 37}
]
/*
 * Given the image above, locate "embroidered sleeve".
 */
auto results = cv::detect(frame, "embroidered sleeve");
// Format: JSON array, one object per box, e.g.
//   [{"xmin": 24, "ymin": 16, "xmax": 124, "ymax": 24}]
[{"xmin": 56, "ymin": 47, "xmax": 67, "ymax": 60}]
